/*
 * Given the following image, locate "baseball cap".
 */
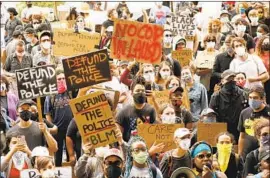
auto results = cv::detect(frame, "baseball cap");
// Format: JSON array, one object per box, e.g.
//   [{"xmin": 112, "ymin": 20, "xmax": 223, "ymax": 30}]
[
  {"xmin": 259, "ymin": 146, "xmax": 270, "ymax": 162},
  {"xmin": 25, "ymin": 27, "xmax": 35, "ymax": 34},
  {"xmin": 170, "ymin": 86, "xmax": 184, "ymax": 94},
  {"xmin": 118, "ymin": 60, "xmax": 129, "ymax": 67},
  {"xmin": 174, "ymin": 128, "xmax": 191, "ymax": 139},
  {"xmin": 32, "ymin": 146, "xmax": 50, "ymax": 157},
  {"xmin": 221, "ymin": 69, "xmax": 236, "ymax": 80},
  {"xmin": 103, "ymin": 148, "xmax": 123, "ymax": 161},
  {"xmin": 220, "ymin": 10, "xmax": 231, "ymax": 17},
  {"xmin": 201, "ymin": 108, "xmax": 217, "ymax": 116},
  {"xmin": 17, "ymin": 100, "xmax": 35, "ymax": 108},
  {"xmin": 12, "ymin": 30, "xmax": 22, "ymax": 37},
  {"xmin": 39, "ymin": 30, "xmax": 51, "ymax": 40}
]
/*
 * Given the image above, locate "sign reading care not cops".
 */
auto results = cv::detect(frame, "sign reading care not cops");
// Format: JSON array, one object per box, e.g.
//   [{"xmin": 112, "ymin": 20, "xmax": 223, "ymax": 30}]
[
  {"xmin": 15, "ymin": 65, "xmax": 58, "ymax": 100},
  {"xmin": 62, "ymin": 49, "xmax": 111, "ymax": 90},
  {"xmin": 111, "ymin": 19, "xmax": 163, "ymax": 64},
  {"xmin": 69, "ymin": 91, "xmax": 117, "ymax": 148}
]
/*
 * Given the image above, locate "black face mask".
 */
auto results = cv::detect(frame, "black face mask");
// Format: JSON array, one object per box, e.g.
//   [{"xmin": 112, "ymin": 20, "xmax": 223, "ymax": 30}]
[
  {"xmin": 133, "ymin": 93, "xmax": 146, "ymax": 104},
  {"xmin": 20, "ymin": 110, "xmax": 31, "ymax": 121},
  {"xmin": 106, "ymin": 164, "xmax": 122, "ymax": 178},
  {"xmin": 262, "ymin": 43, "xmax": 270, "ymax": 51},
  {"xmin": 223, "ymin": 80, "xmax": 237, "ymax": 92}
]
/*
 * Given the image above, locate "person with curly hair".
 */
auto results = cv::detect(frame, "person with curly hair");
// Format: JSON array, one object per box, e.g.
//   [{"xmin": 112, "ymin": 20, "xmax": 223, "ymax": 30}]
[{"xmin": 208, "ymin": 19, "xmax": 225, "ymax": 50}]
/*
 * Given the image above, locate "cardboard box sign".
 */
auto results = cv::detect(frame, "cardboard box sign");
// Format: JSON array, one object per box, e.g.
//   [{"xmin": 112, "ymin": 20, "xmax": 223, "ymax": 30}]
[
  {"xmin": 15, "ymin": 65, "xmax": 58, "ymax": 100},
  {"xmin": 195, "ymin": 52, "xmax": 216, "ymax": 69},
  {"xmin": 197, "ymin": 123, "xmax": 227, "ymax": 146},
  {"xmin": 110, "ymin": 19, "xmax": 164, "ymax": 64},
  {"xmin": 53, "ymin": 28, "xmax": 100, "ymax": 56},
  {"xmin": 20, "ymin": 167, "xmax": 72, "ymax": 178},
  {"xmin": 152, "ymin": 90, "xmax": 170, "ymax": 112},
  {"xmin": 172, "ymin": 49, "xmax": 193, "ymax": 67},
  {"xmin": 69, "ymin": 91, "xmax": 117, "ymax": 148},
  {"xmin": 171, "ymin": 15, "xmax": 196, "ymax": 36},
  {"xmin": 138, "ymin": 124, "xmax": 184, "ymax": 152},
  {"xmin": 62, "ymin": 49, "xmax": 111, "ymax": 90}
]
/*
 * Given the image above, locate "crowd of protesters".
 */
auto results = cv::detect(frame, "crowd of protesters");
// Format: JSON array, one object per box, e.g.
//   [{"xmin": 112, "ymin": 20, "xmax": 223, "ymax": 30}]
[{"xmin": 0, "ymin": 1, "xmax": 269, "ymax": 178}]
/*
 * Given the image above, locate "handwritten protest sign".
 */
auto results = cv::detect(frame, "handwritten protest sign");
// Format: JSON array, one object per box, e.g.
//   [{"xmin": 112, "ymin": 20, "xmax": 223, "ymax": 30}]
[
  {"xmin": 171, "ymin": 15, "xmax": 196, "ymax": 36},
  {"xmin": 197, "ymin": 123, "xmax": 227, "ymax": 146},
  {"xmin": 111, "ymin": 19, "xmax": 163, "ymax": 64},
  {"xmin": 69, "ymin": 91, "xmax": 117, "ymax": 148},
  {"xmin": 62, "ymin": 49, "xmax": 111, "ymax": 90},
  {"xmin": 195, "ymin": 52, "xmax": 216, "ymax": 69},
  {"xmin": 20, "ymin": 167, "xmax": 72, "ymax": 178},
  {"xmin": 152, "ymin": 90, "xmax": 170, "ymax": 111},
  {"xmin": 53, "ymin": 28, "xmax": 100, "ymax": 56},
  {"xmin": 172, "ymin": 49, "xmax": 193, "ymax": 67},
  {"xmin": 138, "ymin": 124, "xmax": 184, "ymax": 151},
  {"xmin": 15, "ymin": 65, "xmax": 57, "ymax": 100}
]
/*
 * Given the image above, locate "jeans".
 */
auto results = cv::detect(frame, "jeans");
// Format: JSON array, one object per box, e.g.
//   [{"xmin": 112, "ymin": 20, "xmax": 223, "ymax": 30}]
[{"xmin": 54, "ymin": 129, "xmax": 69, "ymax": 166}]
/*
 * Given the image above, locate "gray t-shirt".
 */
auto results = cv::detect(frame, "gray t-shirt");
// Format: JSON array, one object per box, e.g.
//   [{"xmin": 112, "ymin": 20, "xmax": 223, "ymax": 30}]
[{"xmin": 7, "ymin": 121, "xmax": 44, "ymax": 150}]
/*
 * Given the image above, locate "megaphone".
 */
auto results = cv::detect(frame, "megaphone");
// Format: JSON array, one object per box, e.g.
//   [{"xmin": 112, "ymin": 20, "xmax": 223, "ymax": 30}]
[{"xmin": 170, "ymin": 167, "xmax": 196, "ymax": 178}]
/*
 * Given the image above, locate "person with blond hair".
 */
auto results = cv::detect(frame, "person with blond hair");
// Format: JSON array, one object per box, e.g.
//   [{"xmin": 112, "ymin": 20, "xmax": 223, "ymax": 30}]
[{"xmin": 208, "ymin": 19, "xmax": 225, "ymax": 50}]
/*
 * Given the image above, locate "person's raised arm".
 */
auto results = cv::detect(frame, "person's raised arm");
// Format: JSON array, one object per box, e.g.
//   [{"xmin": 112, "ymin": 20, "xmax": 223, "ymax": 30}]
[{"xmin": 39, "ymin": 122, "xmax": 58, "ymax": 153}]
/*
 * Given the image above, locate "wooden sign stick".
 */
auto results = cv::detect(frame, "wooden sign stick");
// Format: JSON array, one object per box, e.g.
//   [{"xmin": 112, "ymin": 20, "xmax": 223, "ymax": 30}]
[{"xmin": 37, "ymin": 97, "xmax": 43, "ymax": 122}]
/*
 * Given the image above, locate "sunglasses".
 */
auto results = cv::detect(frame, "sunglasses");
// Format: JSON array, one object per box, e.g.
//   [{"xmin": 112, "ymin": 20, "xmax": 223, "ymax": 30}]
[
  {"xmin": 165, "ymin": 34, "xmax": 172, "ymax": 37},
  {"xmin": 197, "ymin": 153, "xmax": 212, "ymax": 159},
  {"xmin": 57, "ymin": 77, "xmax": 65, "ymax": 81},
  {"xmin": 260, "ymin": 132, "xmax": 269, "ymax": 137}
]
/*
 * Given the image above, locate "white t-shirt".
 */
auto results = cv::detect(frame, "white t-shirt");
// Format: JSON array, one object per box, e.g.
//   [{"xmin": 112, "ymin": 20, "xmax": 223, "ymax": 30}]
[
  {"xmin": 229, "ymin": 54, "xmax": 267, "ymax": 88},
  {"xmin": 129, "ymin": 165, "xmax": 163, "ymax": 178},
  {"xmin": 21, "ymin": 6, "xmax": 38, "ymax": 20},
  {"xmin": 149, "ymin": 6, "xmax": 171, "ymax": 26}
]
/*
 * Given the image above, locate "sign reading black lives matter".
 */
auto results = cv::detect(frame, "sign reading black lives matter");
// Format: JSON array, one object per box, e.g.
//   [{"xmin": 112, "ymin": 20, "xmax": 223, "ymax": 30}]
[
  {"xmin": 16, "ymin": 65, "xmax": 58, "ymax": 100},
  {"xmin": 171, "ymin": 15, "xmax": 196, "ymax": 36},
  {"xmin": 62, "ymin": 49, "xmax": 111, "ymax": 90}
]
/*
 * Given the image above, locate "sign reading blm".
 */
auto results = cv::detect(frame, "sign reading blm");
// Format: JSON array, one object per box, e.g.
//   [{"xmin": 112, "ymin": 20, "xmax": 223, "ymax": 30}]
[
  {"xmin": 16, "ymin": 65, "xmax": 57, "ymax": 100},
  {"xmin": 62, "ymin": 49, "xmax": 111, "ymax": 90},
  {"xmin": 69, "ymin": 91, "xmax": 117, "ymax": 149}
]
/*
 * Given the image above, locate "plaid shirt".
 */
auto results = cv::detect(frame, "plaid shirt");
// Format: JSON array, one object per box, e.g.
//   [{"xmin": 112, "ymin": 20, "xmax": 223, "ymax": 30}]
[{"xmin": 4, "ymin": 53, "xmax": 33, "ymax": 73}]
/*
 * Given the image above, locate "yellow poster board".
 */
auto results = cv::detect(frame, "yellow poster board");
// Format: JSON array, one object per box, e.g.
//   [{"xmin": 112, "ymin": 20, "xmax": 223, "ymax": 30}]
[
  {"xmin": 195, "ymin": 52, "xmax": 216, "ymax": 69},
  {"xmin": 197, "ymin": 123, "xmax": 227, "ymax": 146},
  {"xmin": 53, "ymin": 28, "xmax": 100, "ymax": 57},
  {"xmin": 152, "ymin": 90, "xmax": 170, "ymax": 111},
  {"xmin": 172, "ymin": 49, "xmax": 193, "ymax": 67},
  {"xmin": 69, "ymin": 91, "xmax": 117, "ymax": 148},
  {"xmin": 138, "ymin": 124, "xmax": 184, "ymax": 152}
]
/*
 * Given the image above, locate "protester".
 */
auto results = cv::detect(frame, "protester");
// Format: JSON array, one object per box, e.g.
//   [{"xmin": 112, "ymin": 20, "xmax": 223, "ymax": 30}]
[
  {"xmin": 200, "ymin": 108, "xmax": 217, "ymax": 123},
  {"xmin": 5, "ymin": 30, "xmax": 24, "ymax": 57},
  {"xmin": 190, "ymin": 141, "xmax": 227, "ymax": 178},
  {"xmin": 0, "ymin": 131, "xmax": 32, "ymax": 178},
  {"xmin": 4, "ymin": 7, "xmax": 22, "ymax": 43},
  {"xmin": 158, "ymin": 104, "xmax": 181, "ymax": 124},
  {"xmin": 229, "ymin": 37, "xmax": 269, "ymax": 88},
  {"xmin": 213, "ymin": 132, "xmax": 244, "ymax": 178},
  {"xmin": 24, "ymin": 27, "xmax": 39, "ymax": 54},
  {"xmin": 156, "ymin": 61, "xmax": 173, "ymax": 87},
  {"xmin": 208, "ymin": 19, "xmax": 225, "ymax": 50},
  {"xmin": 220, "ymin": 10, "xmax": 234, "ymax": 36},
  {"xmin": 235, "ymin": 72, "xmax": 248, "ymax": 90},
  {"xmin": 238, "ymin": 84, "xmax": 270, "ymax": 159},
  {"xmin": 160, "ymin": 128, "xmax": 192, "ymax": 178},
  {"xmin": 101, "ymin": 8, "xmax": 118, "ymax": 37},
  {"xmin": 66, "ymin": 7, "xmax": 79, "ymax": 21},
  {"xmin": 36, "ymin": 156, "xmax": 56, "ymax": 176},
  {"xmin": 21, "ymin": 1, "xmax": 36, "ymax": 24},
  {"xmin": 248, "ymin": 9, "xmax": 261, "ymax": 38},
  {"xmin": 210, "ymin": 69, "xmax": 248, "ymax": 142},
  {"xmin": 243, "ymin": 118, "xmax": 269, "ymax": 177},
  {"xmin": 74, "ymin": 15, "xmax": 92, "ymax": 33},
  {"xmin": 149, "ymin": 2, "xmax": 171, "ymax": 25}
]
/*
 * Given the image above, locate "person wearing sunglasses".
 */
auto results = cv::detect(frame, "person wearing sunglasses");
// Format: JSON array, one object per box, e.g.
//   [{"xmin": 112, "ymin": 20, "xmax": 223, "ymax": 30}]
[
  {"xmin": 74, "ymin": 15, "xmax": 91, "ymax": 33},
  {"xmin": 191, "ymin": 141, "xmax": 227, "ymax": 178},
  {"xmin": 243, "ymin": 118, "xmax": 269, "ymax": 177}
]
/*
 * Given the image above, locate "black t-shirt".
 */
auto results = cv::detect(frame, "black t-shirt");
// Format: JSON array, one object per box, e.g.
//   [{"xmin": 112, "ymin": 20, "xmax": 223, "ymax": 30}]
[
  {"xmin": 116, "ymin": 103, "xmax": 156, "ymax": 142},
  {"xmin": 1, "ymin": 96, "xmax": 8, "ymax": 115},
  {"xmin": 175, "ymin": 108, "xmax": 193, "ymax": 125},
  {"xmin": 160, "ymin": 151, "xmax": 192, "ymax": 178},
  {"xmin": 66, "ymin": 119, "xmax": 82, "ymax": 158},
  {"xmin": 102, "ymin": 19, "xmax": 114, "ymax": 29},
  {"xmin": 237, "ymin": 105, "xmax": 270, "ymax": 158},
  {"xmin": 243, "ymin": 149, "xmax": 260, "ymax": 177}
]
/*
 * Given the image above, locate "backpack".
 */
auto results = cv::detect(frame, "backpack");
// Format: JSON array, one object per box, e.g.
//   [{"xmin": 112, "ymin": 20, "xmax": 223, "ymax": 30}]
[{"xmin": 150, "ymin": 163, "xmax": 157, "ymax": 178}]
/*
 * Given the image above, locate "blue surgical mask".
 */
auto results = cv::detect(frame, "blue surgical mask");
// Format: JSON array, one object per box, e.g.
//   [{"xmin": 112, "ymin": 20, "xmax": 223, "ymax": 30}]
[
  {"xmin": 249, "ymin": 99, "xmax": 263, "ymax": 110},
  {"xmin": 203, "ymin": 117, "xmax": 216, "ymax": 123}
]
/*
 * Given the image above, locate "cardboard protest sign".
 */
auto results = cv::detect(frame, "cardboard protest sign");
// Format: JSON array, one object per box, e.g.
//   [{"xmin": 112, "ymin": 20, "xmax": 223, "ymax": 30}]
[
  {"xmin": 85, "ymin": 87, "xmax": 120, "ymax": 111},
  {"xmin": 152, "ymin": 90, "xmax": 170, "ymax": 111},
  {"xmin": 69, "ymin": 91, "xmax": 117, "ymax": 148},
  {"xmin": 15, "ymin": 65, "xmax": 57, "ymax": 100},
  {"xmin": 20, "ymin": 167, "xmax": 72, "ymax": 178},
  {"xmin": 172, "ymin": 49, "xmax": 193, "ymax": 67},
  {"xmin": 197, "ymin": 123, "xmax": 227, "ymax": 146},
  {"xmin": 53, "ymin": 28, "xmax": 100, "ymax": 56},
  {"xmin": 110, "ymin": 19, "xmax": 163, "ymax": 64},
  {"xmin": 138, "ymin": 124, "xmax": 184, "ymax": 152},
  {"xmin": 62, "ymin": 49, "xmax": 111, "ymax": 90},
  {"xmin": 171, "ymin": 15, "xmax": 196, "ymax": 36},
  {"xmin": 195, "ymin": 52, "xmax": 216, "ymax": 69}
]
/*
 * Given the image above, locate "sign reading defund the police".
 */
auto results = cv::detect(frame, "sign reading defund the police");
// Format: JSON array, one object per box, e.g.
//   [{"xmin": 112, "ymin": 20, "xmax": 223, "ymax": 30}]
[
  {"xmin": 69, "ymin": 91, "xmax": 117, "ymax": 148},
  {"xmin": 62, "ymin": 49, "xmax": 111, "ymax": 91},
  {"xmin": 16, "ymin": 65, "xmax": 58, "ymax": 100}
]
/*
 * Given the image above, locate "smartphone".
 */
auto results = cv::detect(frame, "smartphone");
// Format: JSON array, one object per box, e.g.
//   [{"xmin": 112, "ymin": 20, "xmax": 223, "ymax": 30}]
[{"xmin": 17, "ymin": 136, "xmax": 25, "ymax": 145}]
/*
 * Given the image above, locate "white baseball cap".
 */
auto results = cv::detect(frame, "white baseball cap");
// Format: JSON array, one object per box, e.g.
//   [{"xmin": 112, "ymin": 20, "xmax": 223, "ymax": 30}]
[
  {"xmin": 31, "ymin": 146, "xmax": 49, "ymax": 157},
  {"xmin": 174, "ymin": 128, "xmax": 191, "ymax": 139}
]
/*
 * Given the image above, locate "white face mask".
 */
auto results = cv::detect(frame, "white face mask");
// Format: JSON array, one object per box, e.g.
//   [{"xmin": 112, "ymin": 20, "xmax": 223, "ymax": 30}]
[
  {"xmin": 220, "ymin": 17, "xmax": 229, "ymax": 23},
  {"xmin": 161, "ymin": 115, "xmax": 176, "ymax": 124},
  {"xmin": 33, "ymin": 24, "xmax": 39, "ymax": 30},
  {"xmin": 237, "ymin": 25, "xmax": 246, "ymax": 32},
  {"xmin": 250, "ymin": 17, "xmax": 259, "ymax": 25},
  {"xmin": 207, "ymin": 42, "xmax": 216, "ymax": 49},
  {"xmin": 256, "ymin": 32, "xmax": 262, "ymax": 38},
  {"xmin": 42, "ymin": 169, "xmax": 55, "ymax": 178},
  {"xmin": 235, "ymin": 47, "xmax": 246, "ymax": 56},
  {"xmin": 143, "ymin": 72, "xmax": 155, "ymax": 83},
  {"xmin": 160, "ymin": 71, "xmax": 170, "ymax": 80},
  {"xmin": 0, "ymin": 83, "xmax": 6, "ymax": 92},
  {"xmin": 179, "ymin": 138, "xmax": 191, "ymax": 150},
  {"xmin": 42, "ymin": 42, "xmax": 51, "ymax": 50},
  {"xmin": 26, "ymin": 37, "xmax": 32, "ymax": 43}
]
